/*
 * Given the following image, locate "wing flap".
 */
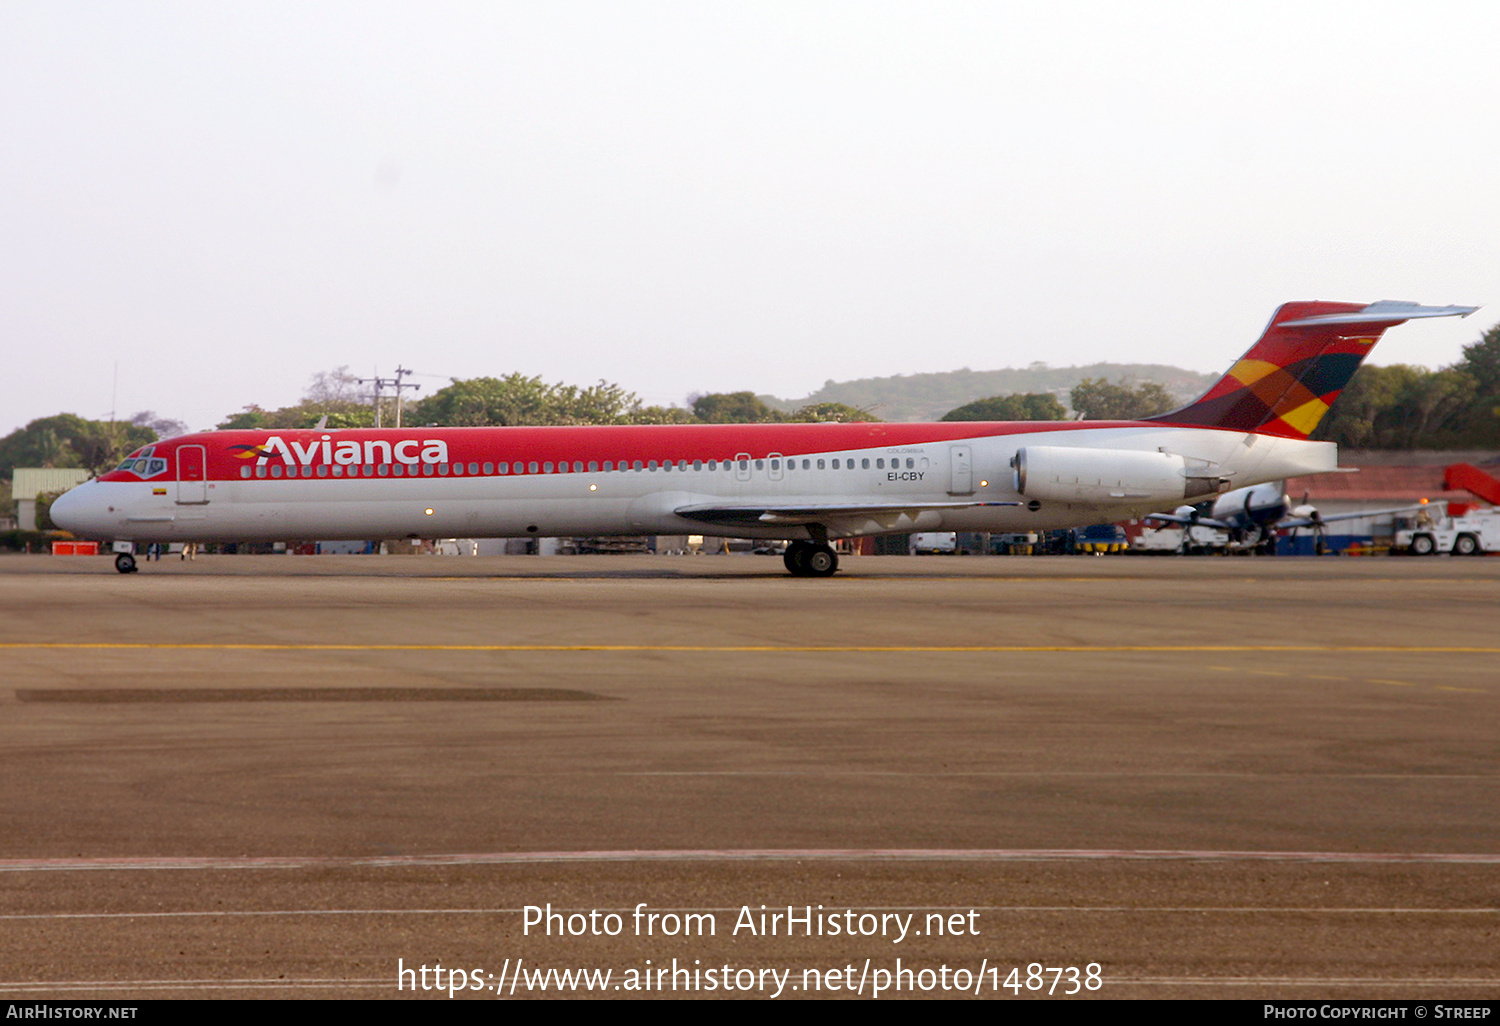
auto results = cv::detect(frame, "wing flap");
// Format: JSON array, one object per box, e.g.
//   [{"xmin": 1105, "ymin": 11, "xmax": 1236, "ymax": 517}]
[{"xmin": 676, "ymin": 500, "xmax": 1020, "ymax": 528}]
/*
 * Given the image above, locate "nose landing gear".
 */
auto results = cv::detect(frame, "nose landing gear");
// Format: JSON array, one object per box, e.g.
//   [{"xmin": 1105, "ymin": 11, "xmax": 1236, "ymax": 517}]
[{"xmin": 115, "ymin": 553, "xmax": 138, "ymax": 574}]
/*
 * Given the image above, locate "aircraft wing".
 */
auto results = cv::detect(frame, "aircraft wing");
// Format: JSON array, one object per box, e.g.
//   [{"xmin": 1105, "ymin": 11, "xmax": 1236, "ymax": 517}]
[
  {"xmin": 1277, "ymin": 505, "xmax": 1428, "ymax": 530},
  {"xmin": 1143, "ymin": 512, "xmax": 1236, "ymax": 529},
  {"xmin": 675, "ymin": 500, "xmax": 1021, "ymax": 529}
]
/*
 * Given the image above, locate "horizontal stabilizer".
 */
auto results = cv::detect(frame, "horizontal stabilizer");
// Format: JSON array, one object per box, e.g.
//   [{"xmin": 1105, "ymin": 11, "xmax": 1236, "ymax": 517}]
[{"xmin": 1279, "ymin": 301, "xmax": 1477, "ymax": 328}]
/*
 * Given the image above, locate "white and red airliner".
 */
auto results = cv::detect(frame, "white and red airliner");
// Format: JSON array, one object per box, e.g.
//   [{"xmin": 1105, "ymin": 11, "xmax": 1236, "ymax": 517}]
[{"xmin": 52, "ymin": 300, "xmax": 1476, "ymax": 576}]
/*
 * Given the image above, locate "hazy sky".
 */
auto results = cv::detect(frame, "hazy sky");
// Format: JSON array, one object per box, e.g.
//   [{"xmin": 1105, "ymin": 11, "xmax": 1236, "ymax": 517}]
[{"xmin": 3, "ymin": 1, "xmax": 1497, "ymax": 435}]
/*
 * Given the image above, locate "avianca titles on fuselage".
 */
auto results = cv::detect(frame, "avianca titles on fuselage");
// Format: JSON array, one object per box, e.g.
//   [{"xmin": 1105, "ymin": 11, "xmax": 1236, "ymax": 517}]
[{"xmin": 50, "ymin": 300, "xmax": 1477, "ymax": 575}]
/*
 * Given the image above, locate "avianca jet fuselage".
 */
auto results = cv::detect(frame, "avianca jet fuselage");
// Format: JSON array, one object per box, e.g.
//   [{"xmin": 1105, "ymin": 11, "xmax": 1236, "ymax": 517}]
[{"xmin": 51, "ymin": 300, "xmax": 1476, "ymax": 575}]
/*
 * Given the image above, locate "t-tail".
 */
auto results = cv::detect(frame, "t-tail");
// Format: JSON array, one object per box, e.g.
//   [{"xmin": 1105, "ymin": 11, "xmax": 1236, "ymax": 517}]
[{"xmin": 1146, "ymin": 301, "xmax": 1478, "ymax": 439}]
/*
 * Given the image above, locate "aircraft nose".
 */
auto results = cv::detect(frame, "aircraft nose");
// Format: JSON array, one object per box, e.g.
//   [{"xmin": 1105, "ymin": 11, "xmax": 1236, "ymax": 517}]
[{"xmin": 49, "ymin": 483, "xmax": 95, "ymax": 534}]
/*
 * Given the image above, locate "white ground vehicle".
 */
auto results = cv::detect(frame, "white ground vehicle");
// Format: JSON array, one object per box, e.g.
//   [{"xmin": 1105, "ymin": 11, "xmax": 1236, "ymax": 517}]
[
  {"xmin": 1131, "ymin": 524, "xmax": 1231, "ymax": 554},
  {"xmin": 910, "ymin": 532, "xmax": 958, "ymax": 554},
  {"xmin": 1395, "ymin": 507, "xmax": 1500, "ymax": 555}
]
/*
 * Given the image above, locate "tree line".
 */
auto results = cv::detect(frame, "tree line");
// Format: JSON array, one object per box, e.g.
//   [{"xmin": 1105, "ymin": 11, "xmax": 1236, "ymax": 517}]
[
  {"xmin": 1311, "ymin": 321, "xmax": 1500, "ymax": 447},
  {"xmin": 945, "ymin": 321, "xmax": 1500, "ymax": 447},
  {"xmin": 5, "ymin": 320, "xmax": 1498, "ymax": 489},
  {"xmin": 214, "ymin": 368, "xmax": 876, "ymax": 431}
]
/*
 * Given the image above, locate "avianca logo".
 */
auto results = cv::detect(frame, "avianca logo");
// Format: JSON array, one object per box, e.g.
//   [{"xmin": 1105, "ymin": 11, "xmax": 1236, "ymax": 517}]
[{"xmin": 240, "ymin": 435, "xmax": 452, "ymax": 466}]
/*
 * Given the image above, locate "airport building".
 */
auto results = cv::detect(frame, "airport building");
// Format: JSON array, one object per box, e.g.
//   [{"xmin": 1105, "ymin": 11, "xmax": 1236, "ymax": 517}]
[{"xmin": 11, "ymin": 468, "xmax": 92, "ymax": 531}]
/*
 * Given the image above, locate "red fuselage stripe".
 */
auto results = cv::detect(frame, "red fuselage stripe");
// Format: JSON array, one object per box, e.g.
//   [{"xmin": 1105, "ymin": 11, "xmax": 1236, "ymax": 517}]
[{"xmin": 102, "ymin": 420, "xmax": 1176, "ymax": 483}]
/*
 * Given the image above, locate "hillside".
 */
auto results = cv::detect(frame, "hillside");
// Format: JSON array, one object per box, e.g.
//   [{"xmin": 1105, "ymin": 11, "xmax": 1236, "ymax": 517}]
[{"xmin": 766, "ymin": 363, "xmax": 1219, "ymax": 422}]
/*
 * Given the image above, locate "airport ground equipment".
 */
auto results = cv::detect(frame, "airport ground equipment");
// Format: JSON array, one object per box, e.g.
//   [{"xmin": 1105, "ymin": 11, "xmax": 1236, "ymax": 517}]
[{"xmin": 1395, "ymin": 506, "xmax": 1500, "ymax": 555}]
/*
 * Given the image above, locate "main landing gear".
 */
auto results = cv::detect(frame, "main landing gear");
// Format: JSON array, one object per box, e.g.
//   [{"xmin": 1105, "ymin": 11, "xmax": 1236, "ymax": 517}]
[
  {"xmin": 783, "ymin": 540, "xmax": 839, "ymax": 577},
  {"xmin": 115, "ymin": 553, "xmax": 138, "ymax": 574}
]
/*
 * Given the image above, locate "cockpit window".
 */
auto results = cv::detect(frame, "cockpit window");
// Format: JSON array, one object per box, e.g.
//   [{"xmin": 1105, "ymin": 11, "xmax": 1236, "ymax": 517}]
[{"xmin": 116, "ymin": 452, "xmax": 168, "ymax": 479}]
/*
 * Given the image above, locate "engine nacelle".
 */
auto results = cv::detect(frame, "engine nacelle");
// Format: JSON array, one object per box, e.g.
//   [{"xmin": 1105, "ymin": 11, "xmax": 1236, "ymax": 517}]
[{"xmin": 1012, "ymin": 446, "xmax": 1226, "ymax": 504}]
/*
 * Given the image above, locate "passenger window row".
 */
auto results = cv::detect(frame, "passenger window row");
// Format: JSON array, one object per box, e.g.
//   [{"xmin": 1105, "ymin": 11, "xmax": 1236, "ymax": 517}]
[{"xmin": 237, "ymin": 456, "xmax": 924, "ymax": 479}]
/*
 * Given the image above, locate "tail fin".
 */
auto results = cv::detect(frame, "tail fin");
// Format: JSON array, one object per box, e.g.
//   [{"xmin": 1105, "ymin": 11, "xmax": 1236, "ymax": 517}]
[{"xmin": 1146, "ymin": 300, "xmax": 1477, "ymax": 439}]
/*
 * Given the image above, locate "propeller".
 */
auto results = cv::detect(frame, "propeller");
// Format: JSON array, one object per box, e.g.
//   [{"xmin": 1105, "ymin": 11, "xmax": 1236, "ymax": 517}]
[
  {"xmin": 1287, "ymin": 492, "xmax": 1327, "ymax": 555},
  {"xmin": 1172, "ymin": 504, "xmax": 1199, "ymax": 555}
]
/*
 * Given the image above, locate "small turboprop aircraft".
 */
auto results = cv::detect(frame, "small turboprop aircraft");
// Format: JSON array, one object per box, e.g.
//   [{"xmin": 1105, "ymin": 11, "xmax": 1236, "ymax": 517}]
[
  {"xmin": 51, "ymin": 300, "xmax": 1475, "ymax": 575},
  {"xmin": 1146, "ymin": 481, "xmax": 1427, "ymax": 554}
]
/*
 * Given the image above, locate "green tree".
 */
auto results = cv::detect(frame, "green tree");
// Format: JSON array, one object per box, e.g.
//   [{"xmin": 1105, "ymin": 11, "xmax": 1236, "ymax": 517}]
[
  {"xmin": 692, "ymin": 391, "xmax": 777, "ymax": 423},
  {"xmin": 1452, "ymin": 321, "xmax": 1500, "ymax": 444},
  {"xmin": 410, "ymin": 375, "xmax": 646, "ymax": 426},
  {"xmin": 0, "ymin": 415, "xmax": 156, "ymax": 479},
  {"xmin": 218, "ymin": 366, "xmax": 383, "ymax": 430},
  {"xmin": 786, "ymin": 402, "xmax": 879, "ymax": 423},
  {"xmin": 216, "ymin": 401, "xmax": 376, "ymax": 430},
  {"xmin": 1314, "ymin": 364, "xmax": 1477, "ymax": 449},
  {"xmin": 941, "ymin": 393, "xmax": 1067, "ymax": 421},
  {"xmin": 690, "ymin": 392, "xmax": 783, "ymax": 423},
  {"xmin": 1069, "ymin": 379, "xmax": 1177, "ymax": 420},
  {"xmin": 217, "ymin": 406, "xmax": 269, "ymax": 430},
  {"xmin": 627, "ymin": 405, "xmax": 698, "ymax": 425},
  {"xmin": 33, "ymin": 490, "xmax": 65, "ymax": 532},
  {"xmin": 1457, "ymin": 321, "xmax": 1500, "ymax": 395}
]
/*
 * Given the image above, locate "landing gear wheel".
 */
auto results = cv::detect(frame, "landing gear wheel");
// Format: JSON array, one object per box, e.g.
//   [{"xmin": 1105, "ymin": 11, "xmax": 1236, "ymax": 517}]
[
  {"xmin": 115, "ymin": 553, "xmax": 138, "ymax": 574},
  {"xmin": 783, "ymin": 541, "xmax": 811, "ymax": 576},
  {"xmin": 804, "ymin": 543, "xmax": 839, "ymax": 577}
]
